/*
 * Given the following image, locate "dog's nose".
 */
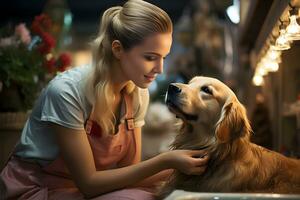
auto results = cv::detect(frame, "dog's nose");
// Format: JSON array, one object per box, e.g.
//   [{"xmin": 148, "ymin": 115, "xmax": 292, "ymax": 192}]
[{"xmin": 168, "ymin": 84, "xmax": 181, "ymax": 94}]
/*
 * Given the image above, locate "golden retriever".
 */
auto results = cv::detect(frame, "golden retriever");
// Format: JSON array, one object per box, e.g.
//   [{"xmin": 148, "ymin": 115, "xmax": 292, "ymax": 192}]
[{"xmin": 159, "ymin": 76, "xmax": 300, "ymax": 198}]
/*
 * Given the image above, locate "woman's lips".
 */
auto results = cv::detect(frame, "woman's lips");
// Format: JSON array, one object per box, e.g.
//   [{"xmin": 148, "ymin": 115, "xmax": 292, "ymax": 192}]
[{"xmin": 144, "ymin": 75, "xmax": 156, "ymax": 82}]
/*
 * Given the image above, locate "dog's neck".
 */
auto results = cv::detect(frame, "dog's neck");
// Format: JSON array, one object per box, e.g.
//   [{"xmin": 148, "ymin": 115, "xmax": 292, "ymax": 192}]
[
  {"xmin": 171, "ymin": 122, "xmax": 253, "ymax": 162},
  {"xmin": 171, "ymin": 123, "xmax": 217, "ymax": 151}
]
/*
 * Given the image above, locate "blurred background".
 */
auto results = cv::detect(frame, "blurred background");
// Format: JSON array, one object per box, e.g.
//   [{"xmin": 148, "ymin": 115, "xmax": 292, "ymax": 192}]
[{"xmin": 0, "ymin": 0, "xmax": 300, "ymax": 167}]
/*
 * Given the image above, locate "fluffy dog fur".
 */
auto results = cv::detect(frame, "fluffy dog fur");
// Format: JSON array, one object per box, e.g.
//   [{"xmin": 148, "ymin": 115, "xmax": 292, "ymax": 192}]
[{"xmin": 159, "ymin": 76, "xmax": 300, "ymax": 198}]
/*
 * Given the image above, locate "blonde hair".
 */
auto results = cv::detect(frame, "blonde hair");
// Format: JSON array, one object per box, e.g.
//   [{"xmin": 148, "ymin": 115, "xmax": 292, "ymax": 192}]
[{"xmin": 90, "ymin": 0, "xmax": 172, "ymax": 135}]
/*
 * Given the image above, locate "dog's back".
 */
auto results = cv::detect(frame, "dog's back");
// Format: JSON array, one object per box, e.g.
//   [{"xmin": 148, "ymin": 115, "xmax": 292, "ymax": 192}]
[{"xmin": 160, "ymin": 139, "xmax": 300, "ymax": 197}]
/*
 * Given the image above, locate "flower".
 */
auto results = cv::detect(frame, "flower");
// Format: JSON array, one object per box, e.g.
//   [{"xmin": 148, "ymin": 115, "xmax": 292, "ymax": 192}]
[
  {"xmin": 38, "ymin": 32, "xmax": 56, "ymax": 54},
  {"xmin": 57, "ymin": 52, "xmax": 72, "ymax": 72},
  {"xmin": 0, "ymin": 14, "xmax": 72, "ymax": 111},
  {"xmin": 15, "ymin": 24, "xmax": 31, "ymax": 45},
  {"xmin": 31, "ymin": 14, "xmax": 52, "ymax": 35}
]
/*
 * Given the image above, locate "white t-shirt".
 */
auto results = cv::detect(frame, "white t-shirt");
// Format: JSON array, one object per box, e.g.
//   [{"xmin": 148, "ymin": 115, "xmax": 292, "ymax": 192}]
[{"xmin": 14, "ymin": 65, "xmax": 149, "ymax": 165}]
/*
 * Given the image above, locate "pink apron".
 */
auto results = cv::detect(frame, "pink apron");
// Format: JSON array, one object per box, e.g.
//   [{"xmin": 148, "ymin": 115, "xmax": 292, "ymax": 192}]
[{"xmin": 0, "ymin": 92, "xmax": 154, "ymax": 200}]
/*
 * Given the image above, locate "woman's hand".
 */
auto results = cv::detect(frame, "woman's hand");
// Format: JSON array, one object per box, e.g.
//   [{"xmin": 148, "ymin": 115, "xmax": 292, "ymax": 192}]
[{"xmin": 159, "ymin": 150, "xmax": 209, "ymax": 175}]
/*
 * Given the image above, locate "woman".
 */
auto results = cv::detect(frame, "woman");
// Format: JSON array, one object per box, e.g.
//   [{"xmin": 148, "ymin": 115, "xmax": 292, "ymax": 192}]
[{"xmin": 0, "ymin": 0, "xmax": 208, "ymax": 199}]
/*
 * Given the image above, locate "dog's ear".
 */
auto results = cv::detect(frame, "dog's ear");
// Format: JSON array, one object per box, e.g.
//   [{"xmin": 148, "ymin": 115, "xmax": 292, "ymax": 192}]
[{"xmin": 215, "ymin": 98, "xmax": 251, "ymax": 143}]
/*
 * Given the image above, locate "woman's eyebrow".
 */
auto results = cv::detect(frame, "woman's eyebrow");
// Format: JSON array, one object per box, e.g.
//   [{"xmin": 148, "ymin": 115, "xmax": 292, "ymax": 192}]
[
  {"xmin": 144, "ymin": 52, "xmax": 161, "ymax": 56},
  {"xmin": 144, "ymin": 52, "xmax": 170, "ymax": 58}
]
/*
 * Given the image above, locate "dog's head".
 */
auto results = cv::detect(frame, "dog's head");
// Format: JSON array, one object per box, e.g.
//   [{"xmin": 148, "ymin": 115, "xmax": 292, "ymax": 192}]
[{"xmin": 165, "ymin": 76, "xmax": 251, "ymax": 144}]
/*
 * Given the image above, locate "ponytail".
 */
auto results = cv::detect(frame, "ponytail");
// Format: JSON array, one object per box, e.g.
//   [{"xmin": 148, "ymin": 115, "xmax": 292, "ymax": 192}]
[{"xmin": 91, "ymin": 6, "xmax": 123, "ymax": 135}]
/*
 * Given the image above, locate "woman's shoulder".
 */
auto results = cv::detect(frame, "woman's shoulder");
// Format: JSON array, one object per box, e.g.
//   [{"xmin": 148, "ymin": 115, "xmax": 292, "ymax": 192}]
[
  {"xmin": 47, "ymin": 65, "xmax": 93, "ymax": 97},
  {"xmin": 36, "ymin": 67, "xmax": 91, "ymax": 129},
  {"xmin": 133, "ymin": 88, "xmax": 149, "ymax": 111},
  {"xmin": 51, "ymin": 64, "xmax": 92, "ymax": 84},
  {"xmin": 129, "ymin": 88, "xmax": 149, "ymax": 127},
  {"xmin": 134, "ymin": 87, "xmax": 149, "ymax": 104}
]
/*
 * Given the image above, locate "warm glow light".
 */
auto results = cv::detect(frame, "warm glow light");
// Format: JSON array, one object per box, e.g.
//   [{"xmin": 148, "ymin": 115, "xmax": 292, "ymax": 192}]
[
  {"xmin": 276, "ymin": 55, "xmax": 282, "ymax": 63},
  {"xmin": 260, "ymin": 56, "xmax": 280, "ymax": 73},
  {"xmin": 265, "ymin": 60, "xmax": 279, "ymax": 72},
  {"xmin": 286, "ymin": 9, "xmax": 300, "ymax": 40},
  {"xmin": 267, "ymin": 48, "xmax": 281, "ymax": 60},
  {"xmin": 252, "ymin": 75, "xmax": 264, "ymax": 86},
  {"xmin": 272, "ymin": 23, "xmax": 291, "ymax": 51},
  {"xmin": 256, "ymin": 66, "xmax": 268, "ymax": 76},
  {"xmin": 274, "ymin": 28, "xmax": 291, "ymax": 50},
  {"xmin": 73, "ymin": 50, "xmax": 91, "ymax": 66}
]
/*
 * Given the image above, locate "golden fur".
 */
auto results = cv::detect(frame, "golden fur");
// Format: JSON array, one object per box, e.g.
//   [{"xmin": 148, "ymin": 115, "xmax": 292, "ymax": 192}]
[{"xmin": 159, "ymin": 76, "xmax": 300, "ymax": 197}]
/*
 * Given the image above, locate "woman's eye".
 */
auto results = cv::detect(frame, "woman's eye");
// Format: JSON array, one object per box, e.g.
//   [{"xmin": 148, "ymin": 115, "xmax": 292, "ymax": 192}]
[
  {"xmin": 201, "ymin": 86, "xmax": 213, "ymax": 95},
  {"xmin": 144, "ymin": 55, "xmax": 157, "ymax": 61}
]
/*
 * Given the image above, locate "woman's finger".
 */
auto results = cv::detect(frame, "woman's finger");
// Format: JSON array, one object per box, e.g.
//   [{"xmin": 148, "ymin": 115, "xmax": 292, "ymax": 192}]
[
  {"xmin": 188, "ymin": 150, "xmax": 208, "ymax": 157},
  {"xmin": 192, "ymin": 155, "xmax": 209, "ymax": 166}
]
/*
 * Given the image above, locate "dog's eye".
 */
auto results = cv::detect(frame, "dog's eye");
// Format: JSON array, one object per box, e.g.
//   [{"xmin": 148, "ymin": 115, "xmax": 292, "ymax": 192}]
[{"xmin": 201, "ymin": 86, "xmax": 213, "ymax": 95}]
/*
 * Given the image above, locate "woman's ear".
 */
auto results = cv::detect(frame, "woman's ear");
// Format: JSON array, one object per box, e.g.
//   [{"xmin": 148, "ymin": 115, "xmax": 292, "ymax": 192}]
[{"xmin": 111, "ymin": 40, "xmax": 123, "ymax": 59}]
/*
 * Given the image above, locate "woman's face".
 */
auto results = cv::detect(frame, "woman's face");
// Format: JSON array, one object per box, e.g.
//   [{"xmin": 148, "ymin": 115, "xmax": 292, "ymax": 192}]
[{"xmin": 118, "ymin": 33, "xmax": 172, "ymax": 88}]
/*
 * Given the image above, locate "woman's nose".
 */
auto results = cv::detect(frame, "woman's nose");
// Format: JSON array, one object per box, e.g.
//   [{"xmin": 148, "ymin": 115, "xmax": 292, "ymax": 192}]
[{"xmin": 154, "ymin": 59, "xmax": 163, "ymax": 74}]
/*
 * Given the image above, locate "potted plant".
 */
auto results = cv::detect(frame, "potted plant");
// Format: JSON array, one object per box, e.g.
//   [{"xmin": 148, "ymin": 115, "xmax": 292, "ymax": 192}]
[{"xmin": 0, "ymin": 14, "xmax": 71, "ymax": 112}]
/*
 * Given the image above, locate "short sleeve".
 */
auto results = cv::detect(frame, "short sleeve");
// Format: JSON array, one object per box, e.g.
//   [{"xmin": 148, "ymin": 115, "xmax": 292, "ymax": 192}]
[
  {"xmin": 134, "ymin": 88, "xmax": 149, "ymax": 127},
  {"xmin": 40, "ymin": 78, "xmax": 85, "ymax": 130}
]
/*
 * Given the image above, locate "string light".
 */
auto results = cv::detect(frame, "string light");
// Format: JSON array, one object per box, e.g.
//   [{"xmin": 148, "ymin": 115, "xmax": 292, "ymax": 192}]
[
  {"xmin": 273, "ymin": 23, "xmax": 291, "ymax": 50},
  {"xmin": 252, "ymin": 3, "xmax": 300, "ymax": 86},
  {"xmin": 256, "ymin": 65, "xmax": 268, "ymax": 76},
  {"xmin": 252, "ymin": 75, "xmax": 264, "ymax": 86},
  {"xmin": 266, "ymin": 48, "xmax": 281, "ymax": 60},
  {"xmin": 265, "ymin": 60, "xmax": 279, "ymax": 72},
  {"xmin": 286, "ymin": 7, "xmax": 300, "ymax": 40}
]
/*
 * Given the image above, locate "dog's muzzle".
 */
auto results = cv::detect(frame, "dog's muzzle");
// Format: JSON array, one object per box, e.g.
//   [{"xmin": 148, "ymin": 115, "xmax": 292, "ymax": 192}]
[
  {"xmin": 166, "ymin": 84, "xmax": 181, "ymax": 101},
  {"xmin": 165, "ymin": 84, "xmax": 198, "ymax": 121}
]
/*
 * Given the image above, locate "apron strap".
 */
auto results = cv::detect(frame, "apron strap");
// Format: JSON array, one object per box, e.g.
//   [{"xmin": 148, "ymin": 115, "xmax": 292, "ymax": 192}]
[{"xmin": 123, "ymin": 91, "xmax": 135, "ymax": 131}]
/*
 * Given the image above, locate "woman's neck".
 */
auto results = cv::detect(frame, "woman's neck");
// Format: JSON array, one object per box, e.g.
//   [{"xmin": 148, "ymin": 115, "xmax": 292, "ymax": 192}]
[{"xmin": 111, "ymin": 60, "xmax": 130, "ymax": 94}]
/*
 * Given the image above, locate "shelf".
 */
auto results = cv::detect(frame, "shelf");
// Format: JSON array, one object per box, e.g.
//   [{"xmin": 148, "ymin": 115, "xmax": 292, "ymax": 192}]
[{"xmin": 282, "ymin": 101, "xmax": 300, "ymax": 117}]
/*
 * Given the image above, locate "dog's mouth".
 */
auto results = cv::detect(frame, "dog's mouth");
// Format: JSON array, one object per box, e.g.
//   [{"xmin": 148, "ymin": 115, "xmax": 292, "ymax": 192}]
[{"xmin": 166, "ymin": 99, "xmax": 198, "ymax": 121}]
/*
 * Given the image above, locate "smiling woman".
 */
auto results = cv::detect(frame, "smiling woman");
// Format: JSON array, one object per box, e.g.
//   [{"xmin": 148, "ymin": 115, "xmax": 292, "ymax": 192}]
[{"xmin": 0, "ymin": 0, "xmax": 209, "ymax": 199}]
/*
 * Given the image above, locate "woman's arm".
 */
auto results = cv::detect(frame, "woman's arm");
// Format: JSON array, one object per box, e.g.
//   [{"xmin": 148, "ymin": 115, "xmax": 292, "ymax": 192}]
[
  {"xmin": 126, "ymin": 127, "xmax": 172, "ymax": 188},
  {"xmin": 133, "ymin": 127, "xmax": 142, "ymax": 163},
  {"xmin": 50, "ymin": 123, "xmax": 208, "ymax": 198}
]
